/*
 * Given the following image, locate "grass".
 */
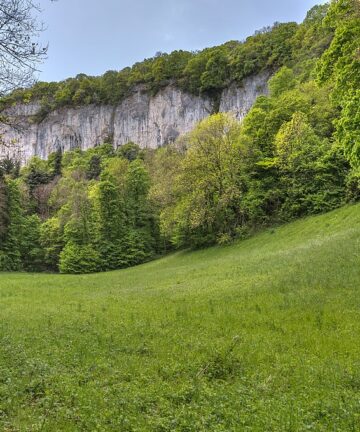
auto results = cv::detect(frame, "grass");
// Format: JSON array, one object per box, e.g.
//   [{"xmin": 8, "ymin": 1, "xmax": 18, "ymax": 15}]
[{"xmin": 1, "ymin": 204, "xmax": 360, "ymax": 431}]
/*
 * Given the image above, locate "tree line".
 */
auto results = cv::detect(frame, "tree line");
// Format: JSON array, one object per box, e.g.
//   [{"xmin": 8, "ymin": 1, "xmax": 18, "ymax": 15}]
[{"xmin": 0, "ymin": 5, "xmax": 329, "ymax": 119}]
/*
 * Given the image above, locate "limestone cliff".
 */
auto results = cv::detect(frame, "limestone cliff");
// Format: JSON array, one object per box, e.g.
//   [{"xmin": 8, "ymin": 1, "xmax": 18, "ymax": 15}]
[{"xmin": 0, "ymin": 72, "xmax": 269, "ymax": 163}]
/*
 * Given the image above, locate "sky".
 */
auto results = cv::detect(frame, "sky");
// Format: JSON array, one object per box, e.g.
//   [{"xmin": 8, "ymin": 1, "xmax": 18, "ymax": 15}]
[{"xmin": 37, "ymin": 0, "xmax": 328, "ymax": 82}]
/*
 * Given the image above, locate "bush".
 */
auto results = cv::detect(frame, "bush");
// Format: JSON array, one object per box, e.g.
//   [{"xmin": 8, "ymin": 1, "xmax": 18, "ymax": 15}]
[
  {"xmin": 59, "ymin": 243, "xmax": 102, "ymax": 274},
  {"xmin": 346, "ymin": 169, "xmax": 360, "ymax": 202},
  {"xmin": 0, "ymin": 251, "xmax": 21, "ymax": 271}
]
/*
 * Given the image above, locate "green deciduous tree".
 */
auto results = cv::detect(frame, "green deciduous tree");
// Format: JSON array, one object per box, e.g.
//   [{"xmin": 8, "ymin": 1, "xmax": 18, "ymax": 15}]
[
  {"xmin": 162, "ymin": 113, "xmax": 258, "ymax": 247},
  {"xmin": 275, "ymin": 112, "xmax": 347, "ymax": 217},
  {"xmin": 21, "ymin": 215, "xmax": 44, "ymax": 272},
  {"xmin": 269, "ymin": 66, "xmax": 297, "ymax": 98},
  {"xmin": 93, "ymin": 178, "xmax": 126, "ymax": 270},
  {"xmin": 200, "ymin": 49, "xmax": 230, "ymax": 94},
  {"xmin": 0, "ymin": 180, "xmax": 22, "ymax": 271},
  {"xmin": 124, "ymin": 159, "xmax": 157, "ymax": 263},
  {"xmin": 318, "ymin": 0, "xmax": 360, "ymax": 168},
  {"xmin": 0, "ymin": 174, "xmax": 8, "ymax": 241},
  {"xmin": 336, "ymin": 89, "xmax": 360, "ymax": 168},
  {"xmin": 59, "ymin": 244, "xmax": 102, "ymax": 274},
  {"xmin": 40, "ymin": 216, "xmax": 64, "ymax": 271}
]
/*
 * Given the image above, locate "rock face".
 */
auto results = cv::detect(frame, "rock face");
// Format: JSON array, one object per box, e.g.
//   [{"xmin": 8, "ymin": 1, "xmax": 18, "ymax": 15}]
[
  {"xmin": 0, "ymin": 72, "xmax": 269, "ymax": 163},
  {"xmin": 219, "ymin": 72, "xmax": 270, "ymax": 120}
]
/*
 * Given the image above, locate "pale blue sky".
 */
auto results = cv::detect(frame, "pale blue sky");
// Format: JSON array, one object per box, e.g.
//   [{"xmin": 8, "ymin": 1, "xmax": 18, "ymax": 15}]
[{"xmin": 37, "ymin": 0, "xmax": 328, "ymax": 82}]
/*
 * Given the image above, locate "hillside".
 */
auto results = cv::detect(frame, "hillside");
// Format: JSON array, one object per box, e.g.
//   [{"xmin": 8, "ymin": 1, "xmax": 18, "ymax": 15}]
[
  {"xmin": 0, "ymin": 3, "xmax": 330, "ymax": 163},
  {"xmin": 0, "ymin": 72, "xmax": 269, "ymax": 163},
  {"xmin": 1, "ymin": 203, "xmax": 360, "ymax": 430}
]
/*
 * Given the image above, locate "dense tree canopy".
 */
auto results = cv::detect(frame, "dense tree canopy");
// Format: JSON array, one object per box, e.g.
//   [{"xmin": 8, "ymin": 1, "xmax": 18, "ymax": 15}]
[
  {"xmin": 0, "ymin": 21, "xmax": 301, "ymax": 117},
  {"xmin": 318, "ymin": 0, "xmax": 360, "ymax": 168}
]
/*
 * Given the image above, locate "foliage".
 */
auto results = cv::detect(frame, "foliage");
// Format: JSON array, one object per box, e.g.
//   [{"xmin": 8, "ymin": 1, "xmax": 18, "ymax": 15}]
[
  {"xmin": 346, "ymin": 167, "xmax": 360, "ymax": 201},
  {"xmin": 40, "ymin": 216, "xmax": 64, "ymax": 271},
  {"xmin": 336, "ymin": 90, "xmax": 360, "ymax": 167},
  {"xmin": 116, "ymin": 141, "xmax": 142, "ymax": 162},
  {"xmin": 318, "ymin": 0, "xmax": 360, "ymax": 168},
  {"xmin": 92, "ymin": 178, "xmax": 126, "ymax": 270},
  {"xmin": 48, "ymin": 149, "xmax": 63, "ymax": 177},
  {"xmin": 20, "ymin": 215, "xmax": 44, "ymax": 272},
  {"xmin": 268, "ymin": 66, "xmax": 297, "ymax": 97},
  {"xmin": 0, "ymin": 180, "xmax": 22, "ymax": 271},
  {"xmin": 161, "ymin": 114, "xmax": 257, "ymax": 247},
  {"xmin": 59, "ymin": 243, "xmax": 102, "ymax": 274},
  {"xmin": 0, "ymin": 174, "xmax": 8, "ymax": 240},
  {"xmin": 274, "ymin": 112, "xmax": 347, "ymax": 217}
]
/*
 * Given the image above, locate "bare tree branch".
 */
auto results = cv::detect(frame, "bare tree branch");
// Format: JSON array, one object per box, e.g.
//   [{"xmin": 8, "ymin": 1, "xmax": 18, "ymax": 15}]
[
  {"xmin": 0, "ymin": 0, "xmax": 48, "ymax": 96},
  {"xmin": 0, "ymin": 0, "xmax": 55, "ymax": 158}
]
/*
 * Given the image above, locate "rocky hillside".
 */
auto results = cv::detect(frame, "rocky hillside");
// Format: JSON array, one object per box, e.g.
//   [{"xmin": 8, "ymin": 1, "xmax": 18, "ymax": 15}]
[{"xmin": 0, "ymin": 72, "xmax": 269, "ymax": 163}]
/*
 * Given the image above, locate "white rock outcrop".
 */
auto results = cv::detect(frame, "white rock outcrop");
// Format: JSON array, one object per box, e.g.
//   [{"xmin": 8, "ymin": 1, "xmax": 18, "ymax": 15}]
[{"xmin": 0, "ymin": 72, "xmax": 269, "ymax": 163}]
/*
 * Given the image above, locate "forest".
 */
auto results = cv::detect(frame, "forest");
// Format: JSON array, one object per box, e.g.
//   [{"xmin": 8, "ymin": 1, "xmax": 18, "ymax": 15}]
[{"xmin": 0, "ymin": 0, "xmax": 359, "ymax": 274}]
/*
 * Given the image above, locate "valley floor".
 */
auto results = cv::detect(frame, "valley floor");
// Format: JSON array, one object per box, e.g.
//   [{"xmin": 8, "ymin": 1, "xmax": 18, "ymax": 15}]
[{"xmin": 1, "ymin": 204, "xmax": 360, "ymax": 431}]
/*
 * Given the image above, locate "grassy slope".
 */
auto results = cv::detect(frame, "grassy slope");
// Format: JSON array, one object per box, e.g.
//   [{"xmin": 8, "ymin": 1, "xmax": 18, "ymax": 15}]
[{"xmin": 1, "ymin": 204, "xmax": 360, "ymax": 431}]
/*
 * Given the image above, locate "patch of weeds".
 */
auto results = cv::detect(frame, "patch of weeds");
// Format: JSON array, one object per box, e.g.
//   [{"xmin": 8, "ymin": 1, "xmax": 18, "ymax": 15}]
[
  {"xmin": 197, "ymin": 336, "xmax": 242, "ymax": 381},
  {"xmin": 136, "ymin": 342, "xmax": 152, "ymax": 356},
  {"xmin": 315, "ymin": 308, "xmax": 325, "ymax": 330},
  {"xmin": 24, "ymin": 379, "xmax": 46, "ymax": 402},
  {"xmin": 343, "ymin": 368, "xmax": 360, "ymax": 391},
  {"xmin": 166, "ymin": 383, "xmax": 200, "ymax": 406}
]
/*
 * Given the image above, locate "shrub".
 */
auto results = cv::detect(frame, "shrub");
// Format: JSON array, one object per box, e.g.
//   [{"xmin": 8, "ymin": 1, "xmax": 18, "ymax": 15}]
[{"xmin": 59, "ymin": 243, "xmax": 102, "ymax": 274}]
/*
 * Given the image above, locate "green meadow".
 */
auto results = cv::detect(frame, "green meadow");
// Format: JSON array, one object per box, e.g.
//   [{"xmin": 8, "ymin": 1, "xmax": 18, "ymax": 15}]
[{"xmin": 1, "ymin": 203, "xmax": 360, "ymax": 431}]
